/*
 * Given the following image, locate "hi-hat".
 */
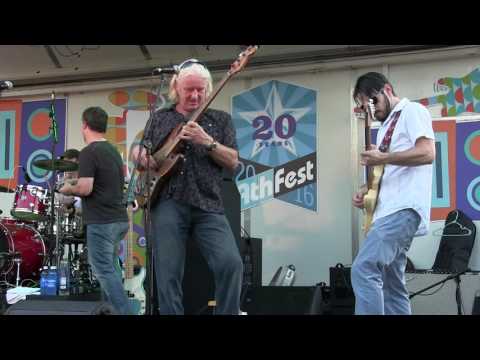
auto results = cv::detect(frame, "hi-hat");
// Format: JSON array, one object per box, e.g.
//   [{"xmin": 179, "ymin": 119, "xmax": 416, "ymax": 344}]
[{"xmin": 33, "ymin": 159, "xmax": 78, "ymax": 172}]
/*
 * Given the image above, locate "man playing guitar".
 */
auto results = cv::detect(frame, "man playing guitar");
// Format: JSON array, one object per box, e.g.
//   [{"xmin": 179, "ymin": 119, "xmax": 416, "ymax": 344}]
[
  {"xmin": 352, "ymin": 72, "xmax": 435, "ymax": 315},
  {"xmin": 131, "ymin": 58, "xmax": 243, "ymax": 315}
]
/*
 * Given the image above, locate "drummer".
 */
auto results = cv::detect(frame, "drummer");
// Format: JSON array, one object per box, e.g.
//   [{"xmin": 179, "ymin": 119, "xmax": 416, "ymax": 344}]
[{"xmin": 56, "ymin": 149, "xmax": 82, "ymax": 215}]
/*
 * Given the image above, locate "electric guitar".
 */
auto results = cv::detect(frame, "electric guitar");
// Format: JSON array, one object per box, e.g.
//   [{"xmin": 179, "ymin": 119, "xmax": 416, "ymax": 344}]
[
  {"xmin": 362, "ymin": 99, "xmax": 383, "ymax": 233},
  {"xmin": 362, "ymin": 101, "xmax": 401, "ymax": 233},
  {"xmin": 135, "ymin": 45, "xmax": 259, "ymax": 208},
  {"xmin": 122, "ymin": 180, "xmax": 146, "ymax": 315}
]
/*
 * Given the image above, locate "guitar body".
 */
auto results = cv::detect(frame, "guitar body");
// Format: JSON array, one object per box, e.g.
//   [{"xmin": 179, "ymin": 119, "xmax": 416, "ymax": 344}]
[
  {"xmin": 136, "ymin": 155, "xmax": 184, "ymax": 208},
  {"xmin": 136, "ymin": 123, "xmax": 185, "ymax": 208},
  {"xmin": 124, "ymin": 266, "xmax": 146, "ymax": 315},
  {"xmin": 360, "ymin": 106, "xmax": 401, "ymax": 234},
  {"xmin": 363, "ymin": 164, "xmax": 384, "ymax": 233}
]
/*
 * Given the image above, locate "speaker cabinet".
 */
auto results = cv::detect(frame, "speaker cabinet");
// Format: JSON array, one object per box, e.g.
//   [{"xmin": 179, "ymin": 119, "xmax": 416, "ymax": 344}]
[
  {"xmin": 242, "ymin": 286, "xmax": 317, "ymax": 315},
  {"xmin": 182, "ymin": 236, "xmax": 262, "ymax": 314},
  {"xmin": 4, "ymin": 299, "xmax": 115, "ymax": 315}
]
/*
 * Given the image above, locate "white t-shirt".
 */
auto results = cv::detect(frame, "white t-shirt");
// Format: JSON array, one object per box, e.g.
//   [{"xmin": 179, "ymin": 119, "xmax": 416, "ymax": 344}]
[{"xmin": 373, "ymin": 98, "xmax": 435, "ymax": 236}]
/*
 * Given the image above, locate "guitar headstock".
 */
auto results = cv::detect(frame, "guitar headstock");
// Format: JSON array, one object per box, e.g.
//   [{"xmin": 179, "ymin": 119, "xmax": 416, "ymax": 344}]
[
  {"xmin": 228, "ymin": 45, "xmax": 258, "ymax": 76},
  {"xmin": 365, "ymin": 98, "xmax": 376, "ymax": 126}
]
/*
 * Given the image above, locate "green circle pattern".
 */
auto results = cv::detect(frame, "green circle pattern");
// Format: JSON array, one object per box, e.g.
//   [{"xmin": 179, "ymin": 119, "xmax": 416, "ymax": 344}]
[{"xmin": 464, "ymin": 130, "xmax": 480, "ymax": 166}]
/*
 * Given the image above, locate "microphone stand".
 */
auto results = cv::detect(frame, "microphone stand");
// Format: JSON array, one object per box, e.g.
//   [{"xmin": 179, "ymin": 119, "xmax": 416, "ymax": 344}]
[
  {"xmin": 409, "ymin": 269, "xmax": 467, "ymax": 315},
  {"xmin": 128, "ymin": 75, "xmax": 168, "ymax": 315},
  {"xmin": 48, "ymin": 91, "xmax": 60, "ymax": 267}
]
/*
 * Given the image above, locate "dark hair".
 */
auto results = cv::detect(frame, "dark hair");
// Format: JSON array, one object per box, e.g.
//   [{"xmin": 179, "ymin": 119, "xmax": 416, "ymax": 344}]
[
  {"xmin": 82, "ymin": 107, "xmax": 108, "ymax": 133},
  {"xmin": 61, "ymin": 148, "xmax": 80, "ymax": 160},
  {"xmin": 353, "ymin": 72, "xmax": 396, "ymax": 100}
]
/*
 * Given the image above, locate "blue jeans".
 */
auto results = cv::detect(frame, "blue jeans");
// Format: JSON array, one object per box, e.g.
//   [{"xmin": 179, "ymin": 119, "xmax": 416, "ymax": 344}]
[
  {"xmin": 351, "ymin": 209, "xmax": 421, "ymax": 315},
  {"xmin": 87, "ymin": 222, "xmax": 132, "ymax": 315},
  {"xmin": 151, "ymin": 199, "xmax": 243, "ymax": 315}
]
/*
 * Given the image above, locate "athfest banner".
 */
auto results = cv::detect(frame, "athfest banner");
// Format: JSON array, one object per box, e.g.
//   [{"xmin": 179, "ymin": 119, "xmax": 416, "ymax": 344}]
[{"xmin": 232, "ymin": 80, "xmax": 318, "ymax": 212}]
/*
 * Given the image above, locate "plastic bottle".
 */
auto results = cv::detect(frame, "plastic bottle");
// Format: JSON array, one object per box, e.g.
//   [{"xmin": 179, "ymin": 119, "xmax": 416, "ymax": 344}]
[
  {"xmin": 58, "ymin": 260, "xmax": 69, "ymax": 296},
  {"xmin": 40, "ymin": 266, "xmax": 49, "ymax": 295},
  {"xmin": 47, "ymin": 266, "xmax": 58, "ymax": 296},
  {"xmin": 281, "ymin": 264, "xmax": 296, "ymax": 286}
]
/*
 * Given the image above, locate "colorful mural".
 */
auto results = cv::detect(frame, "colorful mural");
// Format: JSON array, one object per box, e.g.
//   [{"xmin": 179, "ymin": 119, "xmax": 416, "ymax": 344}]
[
  {"xmin": 0, "ymin": 100, "xmax": 22, "ymax": 190},
  {"xmin": 417, "ymin": 68, "xmax": 480, "ymax": 116},
  {"xmin": 106, "ymin": 88, "xmax": 168, "ymax": 266},
  {"xmin": 0, "ymin": 99, "xmax": 66, "ymax": 190}
]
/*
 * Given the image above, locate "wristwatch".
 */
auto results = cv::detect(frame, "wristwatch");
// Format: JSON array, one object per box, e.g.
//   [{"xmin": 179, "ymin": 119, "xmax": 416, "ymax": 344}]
[{"xmin": 206, "ymin": 140, "xmax": 217, "ymax": 152}]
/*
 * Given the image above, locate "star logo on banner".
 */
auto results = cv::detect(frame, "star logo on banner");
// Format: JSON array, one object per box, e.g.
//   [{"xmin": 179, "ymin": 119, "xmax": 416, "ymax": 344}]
[{"xmin": 238, "ymin": 83, "xmax": 310, "ymax": 159}]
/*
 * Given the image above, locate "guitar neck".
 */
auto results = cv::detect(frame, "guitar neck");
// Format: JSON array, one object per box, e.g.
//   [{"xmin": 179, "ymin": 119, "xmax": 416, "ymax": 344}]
[
  {"xmin": 151, "ymin": 45, "xmax": 257, "ymax": 162},
  {"xmin": 364, "ymin": 123, "xmax": 373, "ymax": 189},
  {"xmin": 125, "ymin": 204, "xmax": 134, "ymax": 279},
  {"xmin": 190, "ymin": 72, "xmax": 232, "ymax": 124}
]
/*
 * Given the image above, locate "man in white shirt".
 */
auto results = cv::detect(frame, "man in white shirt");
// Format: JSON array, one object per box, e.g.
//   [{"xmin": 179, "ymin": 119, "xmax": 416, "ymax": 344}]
[{"xmin": 352, "ymin": 72, "xmax": 436, "ymax": 315}]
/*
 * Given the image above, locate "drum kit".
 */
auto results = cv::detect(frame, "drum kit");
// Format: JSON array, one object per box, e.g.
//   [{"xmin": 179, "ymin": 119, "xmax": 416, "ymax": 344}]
[{"xmin": 0, "ymin": 159, "xmax": 97, "ymax": 292}]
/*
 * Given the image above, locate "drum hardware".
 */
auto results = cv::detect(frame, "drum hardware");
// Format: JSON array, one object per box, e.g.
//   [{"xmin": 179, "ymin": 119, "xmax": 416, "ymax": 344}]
[{"xmin": 13, "ymin": 256, "xmax": 22, "ymax": 287}]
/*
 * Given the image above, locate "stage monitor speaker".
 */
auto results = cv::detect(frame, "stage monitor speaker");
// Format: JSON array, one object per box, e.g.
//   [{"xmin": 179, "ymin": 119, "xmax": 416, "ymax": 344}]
[
  {"xmin": 473, "ymin": 292, "xmax": 480, "ymax": 315},
  {"xmin": 182, "ymin": 237, "xmax": 262, "ymax": 314},
  {"xmin": 243, "ymin": 286, "xmax": 317, "ymax": 315},
  {"xmin": 182, "ymin": 178, "xmax": 245, "ymax": 314},
  {"xmin": 220, "ymin": 178, "xmax": 241, "ymax": 246},
  {"xmin": 4, "ymin": 299, "xmax": 115, "ymax": 315}
]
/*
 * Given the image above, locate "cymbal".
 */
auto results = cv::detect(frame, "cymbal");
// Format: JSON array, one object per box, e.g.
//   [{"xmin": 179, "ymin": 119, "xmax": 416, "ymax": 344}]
[
  {"xmin": 0, "ymin": 185, "xmax": 14, "ymax": 193},
  {"xmin": 33, "ymin": 159, "xmax": 79, "ymax": 172}
]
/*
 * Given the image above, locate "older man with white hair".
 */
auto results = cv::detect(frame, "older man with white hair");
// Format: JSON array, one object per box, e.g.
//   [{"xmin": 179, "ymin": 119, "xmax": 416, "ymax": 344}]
[{"xmin": 132, "ymin": 59, "xmax": 243, "ymax": 315}]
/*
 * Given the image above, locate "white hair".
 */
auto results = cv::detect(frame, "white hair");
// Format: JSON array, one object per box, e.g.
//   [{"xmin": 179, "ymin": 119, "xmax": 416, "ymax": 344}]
[{"xmin": 168, "ymin": 63, "xmax": 213, "ymax": 103}]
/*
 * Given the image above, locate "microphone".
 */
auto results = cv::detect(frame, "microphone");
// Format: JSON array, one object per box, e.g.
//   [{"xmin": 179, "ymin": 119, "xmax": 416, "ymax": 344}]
[
  {"xmin": 49, "ymin": 90, "xmax": 58, "ymax": 143},
  {"xmin": 50, "ymin": 91, "xmax": 56, "ymax": 118},
  {"xmin": 0, "ymin": 81, "xmax": 13, "ymax": 90},
  {"xmin": 152, "ymin": 66, "xmax": 179, "ymax": 75}
]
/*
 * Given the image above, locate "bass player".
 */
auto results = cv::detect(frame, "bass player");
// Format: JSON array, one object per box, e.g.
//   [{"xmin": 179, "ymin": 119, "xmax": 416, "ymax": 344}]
[{"xmin": 131, "ymin": 58, "xmax": 243, "ymax": 315}]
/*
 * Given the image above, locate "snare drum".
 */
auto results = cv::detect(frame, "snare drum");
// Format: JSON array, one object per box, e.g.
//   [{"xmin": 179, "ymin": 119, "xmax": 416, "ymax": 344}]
[{"xmin": 11, "ymin": 184, "xmax": 50, "ymax": 221}]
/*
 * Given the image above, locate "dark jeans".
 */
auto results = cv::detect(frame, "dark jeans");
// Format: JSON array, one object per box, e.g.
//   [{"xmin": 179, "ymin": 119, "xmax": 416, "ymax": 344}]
[
  {"xmin": 87, "ymin": 222, "xmax": 132, "ymax": 315},
  {"xmin": 151, "ymin": 199, "xmax": 243, "ymax": 315}
]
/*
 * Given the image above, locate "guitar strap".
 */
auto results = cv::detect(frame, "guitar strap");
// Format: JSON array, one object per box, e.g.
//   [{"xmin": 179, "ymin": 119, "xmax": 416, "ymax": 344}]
[{"xmin": 378, "ymin": 110, "xmax": 402, "ymax": 153}]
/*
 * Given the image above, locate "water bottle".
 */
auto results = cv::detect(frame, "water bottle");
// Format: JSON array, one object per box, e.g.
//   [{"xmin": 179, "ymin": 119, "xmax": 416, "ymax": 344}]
[
  {"xmin": 281, "ymin": 264, "xmax": 296, "ymax": 286},
  {"xmin": 40, "ymin": 266, "xmax": 49, "ymax": 295},
  {"xmin": 47, "ymin": 266, "xmax": 58, "ymax": 296},
  {"xmin": 58, "ymin": 260, "xmax": 69, "ymax": 296}
]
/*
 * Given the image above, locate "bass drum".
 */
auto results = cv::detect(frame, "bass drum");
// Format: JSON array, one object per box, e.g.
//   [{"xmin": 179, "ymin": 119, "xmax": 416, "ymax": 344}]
[{"xmin": 0, "ymin": 218, "xmax": 47, "ymax": 283}]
